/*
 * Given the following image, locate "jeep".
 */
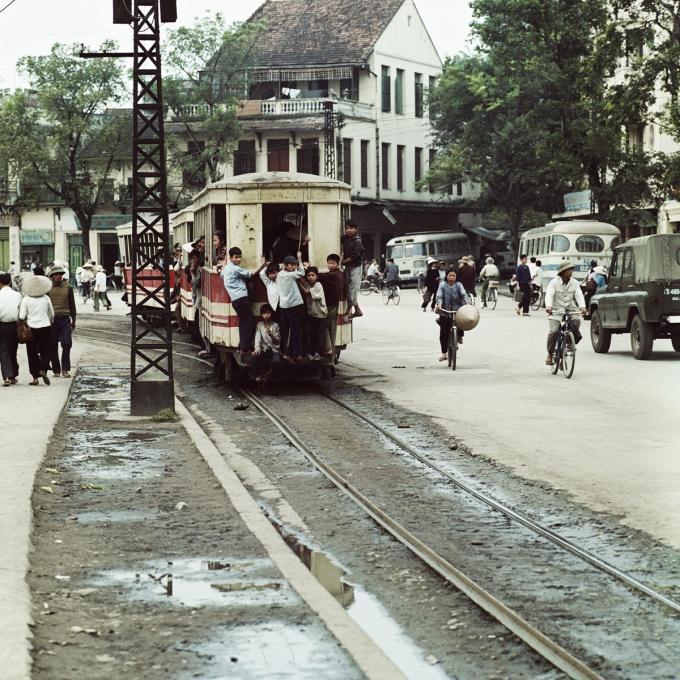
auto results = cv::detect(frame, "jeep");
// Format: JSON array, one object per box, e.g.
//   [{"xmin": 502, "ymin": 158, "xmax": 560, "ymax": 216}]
[{"xmin": 589, "ymin": 234, "xmax": 680, "ymax": 359}]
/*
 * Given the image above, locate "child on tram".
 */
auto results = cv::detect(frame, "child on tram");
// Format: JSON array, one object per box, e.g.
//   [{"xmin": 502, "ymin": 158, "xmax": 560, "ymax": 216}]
[
  {"xmin": 277, "ymin": 252, "xmax": 306, "ymax": 362},
  {"xmin": 303, "ymin": 266, "xmax": 328, "ymax": 360}
]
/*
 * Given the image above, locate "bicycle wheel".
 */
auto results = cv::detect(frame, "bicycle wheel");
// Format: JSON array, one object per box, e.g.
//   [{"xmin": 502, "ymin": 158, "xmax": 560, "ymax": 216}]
[
  {"xmin": 448, "ymin": 324, "xmax": 458, "ymax": 370},
  {"xmin": 488, "ymin": 288, "xmax": 497, "ymax": 310},
  {"xmin": 359, "ymin": 280, "xmax": 371, "ymax": 296},
  {"xmin": 392, "ymin": 286, "xmax": 401, "ymax": 305},
  {"xmin": 562, "ymin": 331, "xmax": 576, "ymax": 379},
  {"xmin": 531, "ymin": 289, "xmax": 542, "ymax": 311},
  {"xmin": 381, "ymin": 286, "xmax": 390, "ymax": 305},
  {"xmin": 551, "ymin": 337, "xmax": 561, "ymax": 375}
]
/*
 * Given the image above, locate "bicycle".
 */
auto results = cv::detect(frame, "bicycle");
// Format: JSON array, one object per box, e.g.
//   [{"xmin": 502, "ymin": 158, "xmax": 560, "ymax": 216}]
[
  {"xmin": 360, "ymin": 276, "xmax": 383, "ymax": 296},
  {"xmin": 530, "ymin": 284, "xmax": 543, "ymax": 311},
  {"xmin": 550, "ymin": 312, "xmax": 579, "ymax": 379},
  {"xmin": 482, "ymin": 279, "xmax": 498, "ymax": 310},
  {"xmin": 382, "ymin": 281, "xmax": 400, "ymax": 305},
  {"xmin": 439, "ymin": 308, "xmax": 459, "ymax": 370}
]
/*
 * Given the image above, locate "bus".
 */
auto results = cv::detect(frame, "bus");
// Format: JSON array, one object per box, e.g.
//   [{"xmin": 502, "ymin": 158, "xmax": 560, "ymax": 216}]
[
  {"xmin": 385, "ymin": 232, "xmax": 472, "ymax": 285},
  {"xmin": 519, "ymin": 221, "xmax": 621, "ymax": 289}
]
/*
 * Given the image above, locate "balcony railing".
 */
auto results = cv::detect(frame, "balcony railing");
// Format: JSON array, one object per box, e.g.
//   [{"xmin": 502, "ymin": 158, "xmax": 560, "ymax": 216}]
[{"xmin": 237, "ymin": 97, "xmax": 376, "ymax": 120}]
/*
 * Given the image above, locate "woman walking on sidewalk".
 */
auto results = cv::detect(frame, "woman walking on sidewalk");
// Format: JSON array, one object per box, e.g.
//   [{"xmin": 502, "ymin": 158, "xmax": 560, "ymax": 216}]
[{"xmin": 19, "ymin": 275, "xmax": 54, "ymax": 385}]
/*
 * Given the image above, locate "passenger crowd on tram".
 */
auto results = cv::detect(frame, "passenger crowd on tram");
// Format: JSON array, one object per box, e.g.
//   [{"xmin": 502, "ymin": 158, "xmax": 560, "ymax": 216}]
[{"xmin": 178, "ymin": 219, "xmax": 367, "ymax": 374}]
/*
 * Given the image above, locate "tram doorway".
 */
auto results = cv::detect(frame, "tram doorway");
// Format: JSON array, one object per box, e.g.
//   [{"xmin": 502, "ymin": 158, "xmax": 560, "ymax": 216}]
[{"xmin": 262, "ymin": 203, "xmax": 308, "ymax": 264}]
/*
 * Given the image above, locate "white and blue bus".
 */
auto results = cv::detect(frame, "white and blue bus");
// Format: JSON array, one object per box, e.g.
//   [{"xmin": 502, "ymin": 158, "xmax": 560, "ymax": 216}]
[
  {"xmin": 519, "ymin": 221, "xmax": 621, "ymax": 288},
  {"xmin": 385, "ymin": 231, "xmax": 472, "ymax": 285}
]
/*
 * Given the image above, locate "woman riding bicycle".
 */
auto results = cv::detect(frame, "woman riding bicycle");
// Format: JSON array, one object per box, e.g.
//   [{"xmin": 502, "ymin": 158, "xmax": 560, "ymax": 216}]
[
  {"xmin": 544, "ymin": 260, "xmax": 586, "ymax": 365},
  {"xmin": 435, "ymin": 269, "xmax": 469, "ymax": 361}
]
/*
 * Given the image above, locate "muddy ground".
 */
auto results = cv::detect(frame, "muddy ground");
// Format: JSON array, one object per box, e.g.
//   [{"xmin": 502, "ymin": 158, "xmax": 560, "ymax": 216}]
[
  {"xmin": 28, "ymin": 364, "xmax": 362, "ymax": 680},
  {"xmin": 30, "ymin": 317, "xmax": 680, "ymax": 680}
]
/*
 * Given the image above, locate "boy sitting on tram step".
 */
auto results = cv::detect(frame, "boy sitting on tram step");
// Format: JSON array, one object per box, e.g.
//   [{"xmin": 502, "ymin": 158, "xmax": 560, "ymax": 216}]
[
  {"xmin": 318, "ymin": 254, "xmax": 344, "ymax": 360},
  {"xmin": 221, "ymin": 247, "xmax": 266, "ymax": 356},
  {"xmin": 253, "ymin": 304, "xmax": 281, "ymax": 379},
  {"xmin": 277, "ymin": 252, "xmax": 307, "ymax": 362},
  {"xmin": 303, "ymin": 266, "xmax": 328, "ymax": 360}
]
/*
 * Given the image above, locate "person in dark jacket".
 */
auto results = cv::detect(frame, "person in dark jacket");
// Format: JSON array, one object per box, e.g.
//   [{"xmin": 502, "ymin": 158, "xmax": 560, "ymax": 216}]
[
  {"xmin": 456, "ymin": 255, "xmax": 476, "ymax": 297},
  {"xmin": 516, "ymin": 254, "xmax": 532, "ymax": 315},
  {"xmin": 340, "ymin": 219, "xmax": 365, "ymax": 318},
  {"xmin": 421, "ymin": 258, "xmax": 440, "ymax": 311},
  {"xmin": 47, "ymin": 266, "xmax": 76, "ymax": 378}
]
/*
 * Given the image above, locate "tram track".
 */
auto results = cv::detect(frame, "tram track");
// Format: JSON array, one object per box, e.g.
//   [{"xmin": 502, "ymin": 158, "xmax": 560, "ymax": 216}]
[{"xmin": 75, "ymin": 326, "xmax": 680, "ymax": 678}]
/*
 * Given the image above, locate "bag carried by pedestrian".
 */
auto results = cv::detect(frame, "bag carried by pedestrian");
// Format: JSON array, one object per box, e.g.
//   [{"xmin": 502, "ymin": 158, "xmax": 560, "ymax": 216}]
[{"xmin": 17, "ymin": 320, "xmax": 32, "ymax": 344}]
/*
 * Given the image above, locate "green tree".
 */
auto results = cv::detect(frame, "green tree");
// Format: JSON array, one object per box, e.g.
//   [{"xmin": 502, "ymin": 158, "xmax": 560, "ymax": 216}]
[
  {"xmin": 429, "ymin": 0, "xmax": 661, "ymax": 250},
  {"xmin": 163, "ymin": 13, "xmax": 264, "ymax": 206},
  {"xmin": 0, "ymin": 43, "xmax": 126, "ymax": 259}
]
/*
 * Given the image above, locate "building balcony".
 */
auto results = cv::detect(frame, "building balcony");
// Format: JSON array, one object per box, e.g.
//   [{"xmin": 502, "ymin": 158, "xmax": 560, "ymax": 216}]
[{"xmin": 237, "ymin": 97, "xmax": 375, "ymax": 121}]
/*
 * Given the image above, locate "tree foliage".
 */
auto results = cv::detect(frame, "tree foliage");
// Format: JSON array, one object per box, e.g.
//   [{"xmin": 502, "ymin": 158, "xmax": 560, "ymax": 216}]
[
  {"xmin": 163, "ymin": 13, "xmax": 264, "ymax": 205},
  {"xmin": 429, "ymin": 0, "xmax": 667, "ymax": 250},
  {"xmin": 0, "ymin": 42, "xmax": 126, "ymax": 259}
]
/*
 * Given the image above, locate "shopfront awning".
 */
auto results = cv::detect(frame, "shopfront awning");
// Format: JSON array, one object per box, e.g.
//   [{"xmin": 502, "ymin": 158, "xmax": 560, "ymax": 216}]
[{"xmin": 462, "ymin": 225, "xmax": 509, "ymax": 241}]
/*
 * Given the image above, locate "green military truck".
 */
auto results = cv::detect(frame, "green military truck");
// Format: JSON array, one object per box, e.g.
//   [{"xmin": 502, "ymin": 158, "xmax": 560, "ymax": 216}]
[{"xmin": 589, "ymin": 234, "xmax": 680, "ymax": 359}]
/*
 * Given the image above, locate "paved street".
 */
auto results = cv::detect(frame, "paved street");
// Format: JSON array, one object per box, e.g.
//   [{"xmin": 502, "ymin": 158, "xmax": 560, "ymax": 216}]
[{"xmin": 345, "ymin": 288, "xmax": 680, "ymax": 548}]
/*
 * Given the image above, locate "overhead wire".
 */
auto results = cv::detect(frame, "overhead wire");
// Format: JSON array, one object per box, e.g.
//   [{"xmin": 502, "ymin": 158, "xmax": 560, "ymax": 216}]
[{"xmin": 0, "ymin": 0, "xmax": 19, "ymax": 17}]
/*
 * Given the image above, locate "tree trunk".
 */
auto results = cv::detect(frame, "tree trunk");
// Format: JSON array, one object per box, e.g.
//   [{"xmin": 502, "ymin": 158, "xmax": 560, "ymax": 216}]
[{"xmin": 74, "ymin": 209, "xmax": 92, "ymax": 261}]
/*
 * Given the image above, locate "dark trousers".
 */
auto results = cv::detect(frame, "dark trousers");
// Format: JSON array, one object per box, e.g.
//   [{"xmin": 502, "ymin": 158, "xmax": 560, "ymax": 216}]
[
  {"xmin": 51, "ymin": 316, "xmax": 73, "ymax": 373},
  {"xmin": 0, "ymin": 321, "xmax": 19, "ymax": 380},
  {"xmin": 422, "ymin": 288, "xmax": 437, "ymax": 310},
  {"xmin": 438, "ymin": 316, "xmax": 463, "ymax": 354},
  {"xmin": 309, "ymin": 316, "xmax": 327, "ymax": 355},
  {"xmin": 232, "ymin": 296, "xmax": 255, "ymax": 352},
  {"xmin": 280, "ymin": 305, "xmax": 306, "ymax": 358},
  {"xmin": 518, "ymin": 283, "xmax": 531, "ymax": 314},
  {"xmin": 26, "ymin": 326, "xmax": 52, "ymax": 379}
]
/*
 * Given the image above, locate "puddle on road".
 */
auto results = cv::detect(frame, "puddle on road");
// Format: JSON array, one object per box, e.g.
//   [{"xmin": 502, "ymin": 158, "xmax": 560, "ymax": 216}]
[
  {"xmin": 67, "ymin": 372, "xmax": 129, "ymax": 416},
  {"xmin": 179, "ymin": 621, "xmax": 362, "ymax": 680},
  {"xmin": 75, "ymin": 509, "xmax": 163, "ymax": 524},
  {"xmin": 64, "ymin": 429, "xmax": 168, "ymax": 480},
  {"xmin": 92, "ymin": 557, "xmax": 298, "ymax": 609},
  {"xmin": 269, "ymin": 516, "xmax": 450, "ymax": 680}
]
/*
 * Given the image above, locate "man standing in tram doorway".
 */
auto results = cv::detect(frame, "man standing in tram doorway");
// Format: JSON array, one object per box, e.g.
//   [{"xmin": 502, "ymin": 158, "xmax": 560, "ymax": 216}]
[
  {"xmin": 47, "ymin": 265, "xmax": 76, "ymax": 378},
  {"xmin": 341, "ymin": 219, "xmax": 364, "ymax": 318}
]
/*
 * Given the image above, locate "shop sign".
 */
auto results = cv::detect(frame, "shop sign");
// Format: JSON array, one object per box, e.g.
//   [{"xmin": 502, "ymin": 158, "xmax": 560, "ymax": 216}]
[
  {"xmin": 74, "ymin": 214, "xmax": 130, "ymax": 230},
  {"xmin": 20, "ymin": 229, "xmax": 54, "ymax": 245},
  {"xmin": 564, "ymin": 190, "xmax": 596, "ymax": 213}
]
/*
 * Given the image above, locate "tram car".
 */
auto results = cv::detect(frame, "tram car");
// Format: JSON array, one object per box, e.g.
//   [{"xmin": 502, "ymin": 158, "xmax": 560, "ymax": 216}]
[
  {"xmin": 116, "ymin": 220, "xmax": 177, "ymax": 308},
  {"xmin": 193, "ymin": 171, "xmax": 353, "ymax": 383},
  {"xmin": 170, "ymin": 207, "xmax": 195, "ymax": 325}
]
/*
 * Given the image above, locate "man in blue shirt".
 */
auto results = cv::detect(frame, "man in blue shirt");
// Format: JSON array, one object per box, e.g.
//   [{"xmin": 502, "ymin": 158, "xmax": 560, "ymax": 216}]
[
  {"xmin": 515, "ymin": 254, "xmax": 532, "ymax": 316},
  {"xmin": 221, "ymin": 247, "xmax": 266, "ymax": 354}
]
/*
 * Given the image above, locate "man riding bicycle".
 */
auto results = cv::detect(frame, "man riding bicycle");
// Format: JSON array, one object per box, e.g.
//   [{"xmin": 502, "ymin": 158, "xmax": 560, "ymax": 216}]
[
  {"xmin": 545, "ymin": 260, "xmax": 586, "ymax": 365},
  {"xmin": 383, "ymin": 258, "xmax": 400, "ymax": 289},
  {"xmin": 478, "ymin": 256, "xmax": 499, "ymax": 308}
]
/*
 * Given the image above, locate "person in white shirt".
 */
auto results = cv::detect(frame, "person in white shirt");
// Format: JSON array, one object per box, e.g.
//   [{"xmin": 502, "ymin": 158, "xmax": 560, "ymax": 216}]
[
  {"xmin": 80, "ymin": 264, "xmax": 93, "ymax": 301},
  {"xmin": 19, "ymin": 275, "xmax": 54, "ymax": 385},
  {"xmin": 259, "ymin": 261, "xmax": 280, "ymax": 315},
  {"xmin": 478, "ymin": 256, "xmax": 500, "ymax": 308},
  {"xmin": 0, "ymin": 273, "xmax": 22, "ymax": 385},
  {"xmin": 544, "ymin": 260, "xmax": 586, "ymax": 365},
  {"xmin": 532, "ymin": 259, "xmax": 543, "ymax": 290},
  {"xmin": 93, "ymin": 266, "xmax": 110, "ymax": 312}
]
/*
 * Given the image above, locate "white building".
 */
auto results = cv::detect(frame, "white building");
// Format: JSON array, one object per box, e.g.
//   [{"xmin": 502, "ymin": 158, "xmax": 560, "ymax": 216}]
[{"xmin": 226, "ymin": 0, "xmax": 481, "ymax": 260}]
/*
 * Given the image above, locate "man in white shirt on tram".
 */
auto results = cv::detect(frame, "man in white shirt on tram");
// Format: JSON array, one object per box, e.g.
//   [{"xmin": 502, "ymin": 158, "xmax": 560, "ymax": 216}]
[{"xmin": 544, "ymin": 260, "xmax": 586, "ymax": 365}]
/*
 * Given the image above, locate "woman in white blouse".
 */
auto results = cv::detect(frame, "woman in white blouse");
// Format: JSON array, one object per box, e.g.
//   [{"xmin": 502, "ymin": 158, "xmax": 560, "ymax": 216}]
[{"xmin": 19, "ymin": 275, "xmax": 54, "ymax": 385}]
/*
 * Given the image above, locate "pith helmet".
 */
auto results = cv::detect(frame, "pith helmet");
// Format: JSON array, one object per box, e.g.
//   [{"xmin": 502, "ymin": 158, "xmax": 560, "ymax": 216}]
[{"xmin": 557, "ymin": 260, "xmax": 575, "ymax": 275}]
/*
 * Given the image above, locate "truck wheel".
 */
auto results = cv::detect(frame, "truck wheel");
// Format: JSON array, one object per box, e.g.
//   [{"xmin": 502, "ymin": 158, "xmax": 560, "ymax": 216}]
[
  {"xmin": 590, "ymin": 310, "xmax": 611, "ymax": 353},
  {"xmin": 630, "ymin": 314, "xmax": 654, "ymax": 360},
  {"xmin": 672, "ymin": 334, "xmax": 680, "ymax": 352}
]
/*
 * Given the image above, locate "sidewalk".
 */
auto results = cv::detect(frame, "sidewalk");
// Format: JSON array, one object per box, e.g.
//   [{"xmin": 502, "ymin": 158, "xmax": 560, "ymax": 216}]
[{"xmin": 0, "ymin": 344, "xmax": 82, "ymax": 680}]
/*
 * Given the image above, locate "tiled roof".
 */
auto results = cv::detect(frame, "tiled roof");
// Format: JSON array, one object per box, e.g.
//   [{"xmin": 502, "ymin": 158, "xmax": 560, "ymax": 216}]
[{"xmin": 245, "ymin": 0, "xmax": 405, "ymax": 68}]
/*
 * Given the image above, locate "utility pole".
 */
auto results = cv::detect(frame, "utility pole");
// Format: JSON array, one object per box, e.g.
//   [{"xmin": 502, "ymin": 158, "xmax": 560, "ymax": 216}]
[
  {"xmin": 323, "ymin": 100, "xmax": 336, "ymax": 180},
  {"xmin": 83, "ymin": 0, "xmax": 177, "ymax": 415}
]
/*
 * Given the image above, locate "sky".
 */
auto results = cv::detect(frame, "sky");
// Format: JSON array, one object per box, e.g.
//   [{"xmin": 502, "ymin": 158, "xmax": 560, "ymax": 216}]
[{"xmin": 0, "ymin": 0, "xmax": 473, "ymax": 90}]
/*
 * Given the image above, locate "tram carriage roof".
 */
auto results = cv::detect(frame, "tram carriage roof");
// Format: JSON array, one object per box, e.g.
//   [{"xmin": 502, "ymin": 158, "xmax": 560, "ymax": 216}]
[{"xmin": 192, "ymin": 171, "xmax": 352, "ymax": 208}]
